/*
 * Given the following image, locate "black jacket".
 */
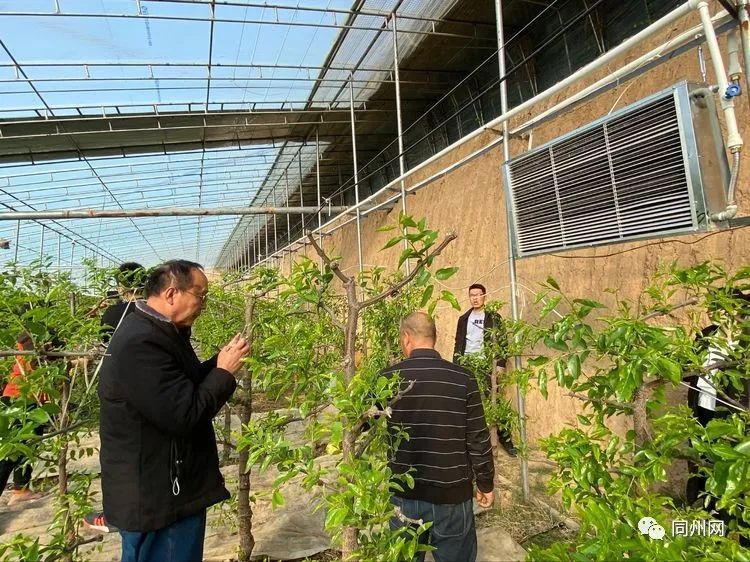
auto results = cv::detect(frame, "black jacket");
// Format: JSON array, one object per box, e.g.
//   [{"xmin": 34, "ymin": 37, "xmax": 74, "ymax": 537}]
[
  {"xmin": 382, "ymin": 349, "xmax": 494, "ymax": 504},
  {"xmin": 99, "ymin": 306, "xmax": 237, "ymax": 532},
  {"xmin": 100, "ymin": 300, "xmax": 135, "ymax": 342},
  {"xmin": 453, "ymin": 309, "xmax": 506, "ymax": 366}
]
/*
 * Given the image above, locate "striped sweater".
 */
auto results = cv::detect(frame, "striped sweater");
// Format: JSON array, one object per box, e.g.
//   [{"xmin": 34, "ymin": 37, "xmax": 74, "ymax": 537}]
[{"xmin": 382, "ymin": 348, "xmax": 495, "ymax": 504}]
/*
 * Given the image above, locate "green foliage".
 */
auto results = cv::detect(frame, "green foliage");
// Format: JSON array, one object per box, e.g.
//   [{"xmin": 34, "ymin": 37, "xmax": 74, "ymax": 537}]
[
  {"xmin": 236, "ymin": 215, "xmax": 457, "ymax": 560},
  {"xmin": 0, "ymin": 261, "xmax": 116, "ymax": 560},
  {"xmin": 526, "ymin": 263, "xmax": 750, "ymax": 560}
]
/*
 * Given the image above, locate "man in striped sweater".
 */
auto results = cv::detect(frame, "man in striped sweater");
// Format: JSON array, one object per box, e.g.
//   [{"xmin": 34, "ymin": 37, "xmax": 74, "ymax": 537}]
[{"xmin": 383, "ymin": 312, "xmax": 495, "ymax": 562}]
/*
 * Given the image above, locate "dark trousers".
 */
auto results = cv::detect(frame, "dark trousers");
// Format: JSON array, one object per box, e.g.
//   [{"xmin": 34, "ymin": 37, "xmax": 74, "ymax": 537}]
[
  {"xmin": 0, "ymin": 458, "xmax": 32, "ymax": 494},
  {"xmin": 687, "ymin": 406, "xmax": 749, "ymax": 546},
  {"xmin": 390, "ymin": 496, "xmax": 477, "ymax": 562},
  {"xmin": 0, "ymin": 400, "xmax": 44, "ymax": 496},
  {"xmin": 686, "ymin": 405, "xmax": 715, "ymax": 506},
  {"xmin": 120, "ymin": 510, "xmax": 207, "ymax": 562}
]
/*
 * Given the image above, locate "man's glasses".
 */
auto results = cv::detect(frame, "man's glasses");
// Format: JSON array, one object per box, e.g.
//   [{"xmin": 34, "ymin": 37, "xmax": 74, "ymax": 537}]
[{"xmin": 183, "ymin": 289, "xmax": 209, "ymax": 304}]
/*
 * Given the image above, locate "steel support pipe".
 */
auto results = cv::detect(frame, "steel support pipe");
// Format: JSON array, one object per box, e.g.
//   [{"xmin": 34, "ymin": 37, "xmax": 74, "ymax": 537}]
[
  {"xmin": 350, "ymin": 74, "xmax": 364, "ymax": 272},
  {"xmin": 0, "ymin": 206, "xmax": 356, "ymax": 220},
  {"xmin": 495, "ymin": 0, "xmax": 530, "ymax": 502}
]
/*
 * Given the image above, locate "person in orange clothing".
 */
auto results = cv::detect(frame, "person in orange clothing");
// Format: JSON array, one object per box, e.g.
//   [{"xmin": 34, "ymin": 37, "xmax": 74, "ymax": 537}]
[{"xmin": 0, "ymin": 332, "xmax": 46, "ymax": 504}]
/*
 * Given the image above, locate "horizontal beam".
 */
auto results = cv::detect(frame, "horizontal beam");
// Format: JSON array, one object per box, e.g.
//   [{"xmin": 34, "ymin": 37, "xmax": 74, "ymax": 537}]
[
  {"xmin": 0, "ymin": 11, "xmax": 496, "ymax": 43},
  {"xmin": 0, "ymin": 206, "xmax": 357, "ymax": 220}
]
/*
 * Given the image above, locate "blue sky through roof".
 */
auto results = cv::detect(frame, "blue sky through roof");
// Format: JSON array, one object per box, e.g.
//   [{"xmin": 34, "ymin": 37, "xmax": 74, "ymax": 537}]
[{"xmin": 0, "ymin": 0, "xmax": 352, "ymax": 271}]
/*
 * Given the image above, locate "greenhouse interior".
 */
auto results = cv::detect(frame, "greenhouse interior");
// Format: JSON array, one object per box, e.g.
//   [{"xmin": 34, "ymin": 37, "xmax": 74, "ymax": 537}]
[{"xmin": 0, "ymin": 0, "xmax": 748, "ymax": 560}]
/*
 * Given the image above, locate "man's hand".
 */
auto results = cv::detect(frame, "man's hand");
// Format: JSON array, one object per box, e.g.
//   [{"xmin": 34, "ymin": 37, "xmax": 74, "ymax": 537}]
[
  {"xmin": 217, "ymin": 333, "xmax": 250, "ymax": 375},
  {"xmin": 476, "ymin": 489, "xmax": 494, "ymax": 508}
]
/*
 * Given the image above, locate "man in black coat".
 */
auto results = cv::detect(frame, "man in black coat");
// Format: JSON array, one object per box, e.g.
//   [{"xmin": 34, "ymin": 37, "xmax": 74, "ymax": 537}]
[
  {"xmin": 84, "ymin": 262, "xmax": 145, "ymax": 534},
  {"xmin": 99, "ymin": 260, "xmax": 249, "ymax": 562},
  {"xmin": 454, "ymin": 283, "xmax": 517, "ymax": 456},
  {"xmin": 100, "ymin": 261, "xmax": 145, "ymax": 339}
]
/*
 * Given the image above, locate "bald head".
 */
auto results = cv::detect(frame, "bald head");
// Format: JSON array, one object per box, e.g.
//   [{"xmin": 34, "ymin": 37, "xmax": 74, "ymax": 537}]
[{"xmin": 400, "ymin": 312, "xmax": 437, "ymax": 356}]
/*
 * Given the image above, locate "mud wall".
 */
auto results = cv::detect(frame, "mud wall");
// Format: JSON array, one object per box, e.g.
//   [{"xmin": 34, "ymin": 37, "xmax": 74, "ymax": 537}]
[{"xmin": 277, "ymin": 2, "xmax": 750, "ymax": 446}]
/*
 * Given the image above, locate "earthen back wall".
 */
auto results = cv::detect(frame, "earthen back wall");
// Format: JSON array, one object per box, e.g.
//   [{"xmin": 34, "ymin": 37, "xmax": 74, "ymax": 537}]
[{"xmin": 287, "ymin": 2, "xmax": 750, "ymax": 445}]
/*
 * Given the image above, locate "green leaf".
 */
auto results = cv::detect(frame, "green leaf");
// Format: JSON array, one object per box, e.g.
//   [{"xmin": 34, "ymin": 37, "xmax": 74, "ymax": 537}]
[
  {"xmin": 382, "ymin": 236, "xmax": 403, "ymax": 250},
  {"xmin": 376, "ymin": 224, "xmax": 396, "ymax": 232},
  {"xmin": 527, "ymin": 355, "xmax": 549, "ymax": 367},
  {"xmin": 567, "ymin": 354, "xmax": 581, "ymax": 380},
  {"xmin": 440, "ymin": 291, "xmax": 460, "ymax": 311},
  {"xmin": 538, "ymin": 372, "xmax": 548, "ymax": 400},
  {"xmin": 540, "ymin": 296, "xmax": 562, "ymax": 319},
  {"xmin": 420, "ymin": 285, "xmax": 434, "ymax": 308},
  {"xmin": 546, "ymin": 276, "xmax": 560, "ymax": 291},
  {"xmin": 735, "ymin": 439, "xmax": 750, "ymax": 456},
  {"xmin": 543, "ymin": 336, "xmax": 569, "ymax": 353},
  {"xmin": 577, "ymin": 414, "xmax": 591, "ymax": 426},
  {"xmin": 399, "ymin": 214, "xmax": 417, "ymax": 228},
  {"xmin": 573, "ymin": 298, "xmax": 606, "ymax": 309},
  {"xmin": 435, "ymin": 267, "xmax": 458, "ymax": 281},
  {"xmin": 415, "ymin": 268, "xmax": 431, "ymax": 287},
  {"xmin": 271, "ymin": 488, "xmax": 285, "ymax": 508},
  {"xmin": 28, "ymin": 409, "xmax": 50, "ymax": 425},
  {"xmin": 655, "ymin": 357, "xmax": 682, "ymax": 384},
  {"xmin": 427, "ymin": 300, "xmax": 438, "ymax": 316}
]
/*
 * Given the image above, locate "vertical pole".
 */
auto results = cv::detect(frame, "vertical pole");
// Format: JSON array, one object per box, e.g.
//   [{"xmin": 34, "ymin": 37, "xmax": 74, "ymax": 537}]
[
  {"xmin": 13, "ymin": 220, "xmax": 20, "ymax": 262},
  {"xmin": 70, "ymin": 240, "xmax": 75, "ymax": 272},
  {"xmin": 274, "ymin": 214, "xmax": 278, "ymax": 255},
  {"xmin": 392, "ymin": 12, "xmax": 410, "ymax": 275},
  {"xmin": 494, "ymin": 0, "xmax": 529, "ymax": 501},
  {"xmin": 39, "ymin": 224, "xmax": 45, "ymax": 260},
  {"xmin": 349, "ymin": 74, "xmax": 363, "ymax": 272},
  {"xmin": 265, "ymin": 218, "xmax": 269, "ymax": 258},
  {"xmin": 299, "ymin": 150, "xmax": 306, "ymax": 233},
  {"xmin": 284, "ymin": 173, "xmax": 292, "ymax": 246},
  {"xmin": 57, "ymin": 233, "xmax": 61, "ymax": 270},
  {"xmin": 316, "ymin": 128, "xmax": 323, "ymax": 272}
]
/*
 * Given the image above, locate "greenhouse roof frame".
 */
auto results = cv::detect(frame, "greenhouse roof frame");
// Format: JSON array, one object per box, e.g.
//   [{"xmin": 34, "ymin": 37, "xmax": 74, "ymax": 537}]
[
  {"xmin": 0, "ymin": 0, "xmax": 699, "ymax": 271},
  {"xmin": 0, "ymin": 0, "xmax": 502, "ymax": 268}
]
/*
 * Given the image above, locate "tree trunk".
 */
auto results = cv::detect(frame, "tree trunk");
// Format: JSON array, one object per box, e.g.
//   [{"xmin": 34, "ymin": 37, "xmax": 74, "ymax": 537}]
[
  {"xmin": 58, "ymin": 294, "xmax": 76, "ymax": 562},
  {"xmin": 632, "ymin": 385, "xmax": 650, "ymax": 447},
  {"xmin": 489, "ymin": 360, "xmax": 499, "ymax": 454},
  {"xmin": 340, "ymin": 279, "xmax": 360, "ymax": 561},
  {"xmin": 221, "ymin": 406, "xmax": 232, "ymax": 464},
  {"xmin": 58, "ymin": 376, "xmax": 75, "ymax": 562},
  {"xmin": 237, "ymin": 296, "xmax": 255, "ymax": 562}
]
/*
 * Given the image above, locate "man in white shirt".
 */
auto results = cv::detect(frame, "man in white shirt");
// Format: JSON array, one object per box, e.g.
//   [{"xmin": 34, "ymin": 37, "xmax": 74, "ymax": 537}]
[{"xmin": 454, "ymin": 284, "xmax": 516, "ymax": 456}]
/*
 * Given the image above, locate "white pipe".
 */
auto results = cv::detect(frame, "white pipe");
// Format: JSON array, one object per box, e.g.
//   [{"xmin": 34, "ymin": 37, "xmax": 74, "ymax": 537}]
[
  {"xmin": 696, "ymin": 1, "xmax": 743, "ymax": 149},
  {"xmin": 329, "ymin": 1, "xmax": 699, "ymax": 228},
  {"xmin": 515, "ymin": 10, "xmax": 732, "ymax": 133},
  {"xmin": 252, "ymin": 1, "xmax": 730, "ymax": 268},
  {"xmin": 727, "ymin": 28, "xmax": 742, "ymax": 80},
  {"xmin": 739, "ymin": 0, "xmax": 750, "ymax": 95},
  {"xmin": 694, "ymin": 1, "xmax": 742, "ymax": 221}
]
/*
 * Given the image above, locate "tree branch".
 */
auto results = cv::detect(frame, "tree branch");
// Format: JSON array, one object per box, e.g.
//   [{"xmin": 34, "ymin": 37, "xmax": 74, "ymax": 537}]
[
  {"xmin": 34, "ymin": 422, "xmax": 87, "ymax": 442},
  {"xmin": 355, "ymin": 380, "xmax": 415, "ymax": 433},
  {"xmin": 277, "ymin": 401, "xmax": 333, "ymax": 426},
  {"xmin": 318, "ymin": 295, "xmax": 346, "ymax": 332},
  {"xmin": 644, "ymin": 360, "xmax": 741, "ymax": 388},
  {"xmin": 84, "ymin": 296, "xmax": 112, "ymax": 318},
  {"xmin": 307, "ymin": 231, "xmax": 350, "ymax": 285},
  {"xmin": 354, "ymin": 380, "xmax": 416, "ymax": 456},
  {"xmin": 216, "ymin": 438, "xmax": 237, "ymax": 450},
  {"xmin": 0, "ymin": 349, "xmax": 102, "ymax": 359},
  {"xmin": 359, "ymin": 232, "xmax": 457, "ymax": 309},
  {"xmin": 566, "ymin": 392, "xmax": 632, "ymax": 410},
  {"xmin": 394, "ymin": 506, "xmax": 424, "ymax": 526},
  {"xmin": 641, "ymin": 297, "xmax": 699, "ymax": 320}
]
